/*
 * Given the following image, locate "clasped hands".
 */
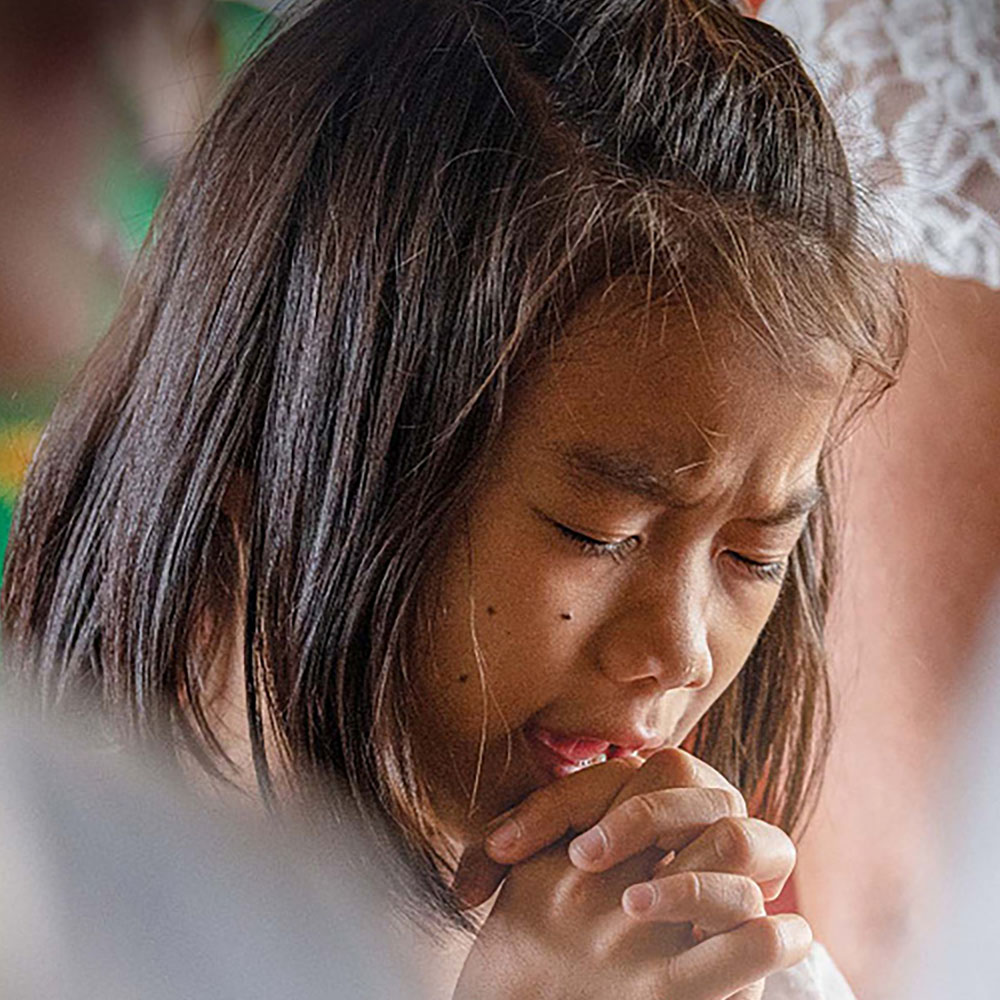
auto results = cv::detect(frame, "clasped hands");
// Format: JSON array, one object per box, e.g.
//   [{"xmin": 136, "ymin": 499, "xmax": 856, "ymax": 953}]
[{"xmin": 452, "ymin": 749, "xmax": 811, "ymax": 1000}]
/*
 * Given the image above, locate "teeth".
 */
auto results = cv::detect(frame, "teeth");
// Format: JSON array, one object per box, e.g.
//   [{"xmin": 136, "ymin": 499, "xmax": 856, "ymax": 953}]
[{"xmin": 571, "ymin": 753, "xmax": 607, "ymax": 771}]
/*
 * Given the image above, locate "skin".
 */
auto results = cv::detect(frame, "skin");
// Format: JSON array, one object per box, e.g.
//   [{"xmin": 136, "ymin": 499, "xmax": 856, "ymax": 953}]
[
  {"xmin": 453, "ymin": 749, "xmax": 813, "ymax": 1000},
  {"xmin": 409, "ymin": 284, "xmax": 847, "ymax": 999},
  {"xmin": 414, "ymin": 282, "xmax": 844, "ymax": 840}
]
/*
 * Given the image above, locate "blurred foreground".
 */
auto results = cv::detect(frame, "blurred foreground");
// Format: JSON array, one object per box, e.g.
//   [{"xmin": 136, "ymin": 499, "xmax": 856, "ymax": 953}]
[{"xmin": 0, "ymin": 702, "xmax": 414, "ymax": 999}]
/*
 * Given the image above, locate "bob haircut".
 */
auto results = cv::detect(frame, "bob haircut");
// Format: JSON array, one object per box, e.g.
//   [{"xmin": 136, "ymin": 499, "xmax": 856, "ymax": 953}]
[{"xmin": 2, "ymin": 0, "xmax": 904, "ymax": 927}]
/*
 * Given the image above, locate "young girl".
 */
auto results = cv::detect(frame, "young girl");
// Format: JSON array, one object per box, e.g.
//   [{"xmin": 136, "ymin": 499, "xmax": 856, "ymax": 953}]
[{"xmin": 0, "ymin": 1, "xmax": 904, "ymax": 997}]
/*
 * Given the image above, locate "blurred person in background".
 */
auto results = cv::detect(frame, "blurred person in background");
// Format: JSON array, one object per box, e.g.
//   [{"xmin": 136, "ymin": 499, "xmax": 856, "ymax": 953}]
[{"xmin": 759, "ymin": 1, "xmax": 1000, "ymax": 996}]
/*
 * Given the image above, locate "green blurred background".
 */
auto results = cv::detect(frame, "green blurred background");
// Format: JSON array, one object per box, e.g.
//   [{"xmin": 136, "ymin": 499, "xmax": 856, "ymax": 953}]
[{"xmin": 0, "ymin": 1, "xmax": 275, "ymax": 579}]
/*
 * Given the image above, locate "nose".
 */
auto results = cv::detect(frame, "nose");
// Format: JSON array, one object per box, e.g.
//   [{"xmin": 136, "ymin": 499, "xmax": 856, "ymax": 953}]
[{"xmin": 596, "ymin": 571, "xmax": 713, "ymax": 692}]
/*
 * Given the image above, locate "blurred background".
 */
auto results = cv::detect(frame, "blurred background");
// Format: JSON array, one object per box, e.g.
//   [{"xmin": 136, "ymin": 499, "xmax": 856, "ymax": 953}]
[
  {"xmin": 0, "ymin": 0, "xmax": 276, "ymax": 573},
  {"xmin": 0, "ymin": 2, "xmax": 997, "ymax": 999}
]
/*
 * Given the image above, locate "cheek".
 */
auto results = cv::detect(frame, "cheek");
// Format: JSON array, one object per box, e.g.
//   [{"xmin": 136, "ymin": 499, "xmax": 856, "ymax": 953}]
[
  {"xmin": 415, "ymin": 522, "xmax": 562, "ymax": 737},
  {"xmin": 708, "ymin": 629, "xmax": 758, "ymax": 696},
  {"xmin": 465, "ymin": 559, "xmax": 587, "ymax": 717},
  {"xmin": 423, "ymin": 497, "xmax": 622, "ymax": 733},
  {"xmin": 712, "ymin": 574, "xmax": 786, "ymax": 669},
  {"xmin": 681, "ymin": 591, "xmax": 782, "ymax": 734}
]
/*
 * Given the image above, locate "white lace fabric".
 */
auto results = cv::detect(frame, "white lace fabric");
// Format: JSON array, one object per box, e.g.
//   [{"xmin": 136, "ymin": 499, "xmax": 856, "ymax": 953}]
[{"xmin": 763, "ymin": 0, "xmax": 1000, "ymax": 290}]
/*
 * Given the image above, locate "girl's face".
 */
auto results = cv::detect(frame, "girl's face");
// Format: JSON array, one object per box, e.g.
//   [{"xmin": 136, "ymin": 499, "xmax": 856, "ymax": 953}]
[{"xmin": 415, "ymin": 286, "xmax": 845, "ymax": 839}]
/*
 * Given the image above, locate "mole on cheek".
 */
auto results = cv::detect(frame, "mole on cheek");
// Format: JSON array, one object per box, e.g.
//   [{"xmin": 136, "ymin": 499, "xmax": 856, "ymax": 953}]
[
  {"xmin": 458, "ymin": 674, "xmax": 469, "ymax": 684},
  {"xmin": 560, "ymin": 612, "xmax": 573, "ymax": 621},
  {"xmin": 486, "ymin": 605, "xmax": 497, "ymax": 616}
]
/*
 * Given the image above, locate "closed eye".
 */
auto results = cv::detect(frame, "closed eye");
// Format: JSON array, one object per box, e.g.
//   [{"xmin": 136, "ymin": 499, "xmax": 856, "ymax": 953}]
[
  {"xmin": 548, "ymin": 518, "xmax": 640, "ymax": 562},
  {"xmin": 725, "ymin": 551, "xmax": 787, "ymax": 585}
]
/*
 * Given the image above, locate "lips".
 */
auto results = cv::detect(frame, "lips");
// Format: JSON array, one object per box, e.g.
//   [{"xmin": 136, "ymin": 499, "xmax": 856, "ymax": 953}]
[
  {"xmin": 532, "ymin": 727, "xmax": 610, "ymax": 763},
  {"xmin": 524, "ymin": 723, "xmax": 646, "ymax": 781}
]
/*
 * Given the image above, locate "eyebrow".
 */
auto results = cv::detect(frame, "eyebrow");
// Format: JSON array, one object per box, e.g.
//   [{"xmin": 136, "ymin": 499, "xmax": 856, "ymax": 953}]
[
  {"xmin": 743, "ymin": 485, "xmax": 824, "ymax": 526},
  {"xmin": 554, "ymin": 443, "xmax": 823, "ymax": 526}
]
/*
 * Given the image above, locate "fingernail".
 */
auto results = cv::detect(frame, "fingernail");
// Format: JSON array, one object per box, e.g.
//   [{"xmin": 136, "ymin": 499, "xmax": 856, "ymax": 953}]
[
  {"xmin": 622, "ymin": 882, "xmax": 656, "ymax": 915},
  {"xmin": 485, "ymin": 818, "xmax": 521, "ymax": 854},
  {"xmin": 568, "ymin": 825, "xmax": 607, "ymax": 866}
]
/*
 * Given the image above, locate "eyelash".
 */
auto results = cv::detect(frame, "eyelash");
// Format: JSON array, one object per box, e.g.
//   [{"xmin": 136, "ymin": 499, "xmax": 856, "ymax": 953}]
[
  {"xmin": 725, "ymin": 552, "xmax": 788, "ymax": 585},
  {"xmin": 551, "ymin": 520, "xmax": 788, "ymax": 584},
  {"xmin": 552, "ymin": 522, "xmax": 640, "ymax": 562}
]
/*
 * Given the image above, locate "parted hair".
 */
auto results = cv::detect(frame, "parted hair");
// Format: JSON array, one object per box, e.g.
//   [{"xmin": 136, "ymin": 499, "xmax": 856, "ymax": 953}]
[{"xmin": 1, "ymin": 0, "xmax": 905, "ymax": 927}]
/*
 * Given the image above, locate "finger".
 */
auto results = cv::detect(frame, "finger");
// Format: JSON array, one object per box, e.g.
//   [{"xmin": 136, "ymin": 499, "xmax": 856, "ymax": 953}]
[
  {"xmin": 666, "ymin": 817, "xmax": 796, "ymax": 898},
  {"xmin": 609, "ymin": 747, "xmax": 744, "ymax": 811},
  {"xmin": 484, "ymin": 756, "xmax": 640, "ymax": 863},
  {"xmin": 567, "ymin": 785, "xmax": 745, "ymax": 872},
  {"xmin": 621, "ymin": 872, "xmax": 766, "ymax": 933},
  {"xmin": 452, "ymin": 842, "xmax": 509, "ymax": 909},
  {"xmin": 665, "ymin": 913, "xmax": 812, "ymax": 1000}
]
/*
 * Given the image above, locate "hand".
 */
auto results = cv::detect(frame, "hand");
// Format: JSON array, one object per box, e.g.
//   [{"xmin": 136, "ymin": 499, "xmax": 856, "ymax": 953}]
[
  {"xmin": 455, "ymin": 749, "xmax": 795, "ymax": 913},
  {"xmin": 453, "ymin": 828, "xmax": 811, "ymax": 1000},
  {"xmin": 454, "ymin": 754, "xmax": 643, "ymax": 907},
  {"xmin": 453, "ymin": 748, "xmax": 803, "ymax": 1000}
]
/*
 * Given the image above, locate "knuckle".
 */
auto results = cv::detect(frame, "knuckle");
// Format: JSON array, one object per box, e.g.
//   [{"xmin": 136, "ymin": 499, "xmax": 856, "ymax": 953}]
[
  {"xmin": 747, "ymin": 918, "xmax": 788, "ymax": 967},
  {"xmin": 712, "ymin": 816, "xmax": 754, "ymax": 868},
  {"xmin": 754, "ymin": 820, "xmax": 796, "ymax": 878},
  {"xmin": 675, "ymin": 871, "xmax": 702, "ymax": 908},
  {"xmin": 735, "ymin": 876, "xmax": 766, "ymax": 916},
  {"xmin": 549, "ymin": 866, "xmax": 595, "ymax": 916},
  {"xmin": 659, "ymin": 952, "xmax": 684, "ymax": 990},
  {"xmin": 620, "ymin": 791, "xmax": 662, "ymax": 829},
  {"xmin": 547, "ymin": 783, "xmax": 578, "ymax": 824},
  {"xmin": 724, "ymin": 787, "xmax": 749, "ymax": 817},
  {"xmin": 522, "ymin": 779, "xmax": 579, "ymax": 834},
  {"xmin": 590, "ymin": 926, "xmax": 618, "ymax": 964},
  {"xmin": 697, "ymin": 786, "xmax": 743, "ymax": 820},
  {"xmin": 516, "ymin": 785, "xmax": 553, "ymax": 825},
  {"xmin": 669, "ymin": 748, "xmax": 702, "ymax": 785},
  {"xmin": 605, "ymin": 756, "xmax": 641, "ymax": 780},
  {"xmin": 642, "ymin": 747, "xmax": 699, "ymax": 786}
]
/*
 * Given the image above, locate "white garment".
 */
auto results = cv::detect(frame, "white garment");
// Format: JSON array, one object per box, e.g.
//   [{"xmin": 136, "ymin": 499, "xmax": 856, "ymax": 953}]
[
  {"xmin": 0, "ymin": 713, "xmax": 413, "ymax": 1000},
  {"xmin": 763, "ymin": 0, "xmax": 1000, "ymax": 290},
  {"xmin": 904, "ymin": 594, "xmax": 1000, "ymax": 1000},
  {"xmin": 765, "ymin": 943, "xmax": 858, "ymax": 1000}
]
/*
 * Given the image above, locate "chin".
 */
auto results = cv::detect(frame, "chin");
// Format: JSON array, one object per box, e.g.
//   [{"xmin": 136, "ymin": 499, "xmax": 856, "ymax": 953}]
[{"xmin": 432, "ymin": 744, "xmax": 541, "ymax": 840}]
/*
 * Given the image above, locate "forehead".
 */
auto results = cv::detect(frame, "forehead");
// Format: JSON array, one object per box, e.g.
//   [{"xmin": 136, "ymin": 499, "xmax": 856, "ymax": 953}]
[{"xmin": 505, "ymin": 285, "xmax": 846, "ymax": 507}]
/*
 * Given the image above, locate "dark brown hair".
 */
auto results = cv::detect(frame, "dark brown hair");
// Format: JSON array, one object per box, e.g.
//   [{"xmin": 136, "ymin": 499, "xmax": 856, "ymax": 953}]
[{"xmin": 1, "ymin": 0, "xmax": 905, "ymax": 927}]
